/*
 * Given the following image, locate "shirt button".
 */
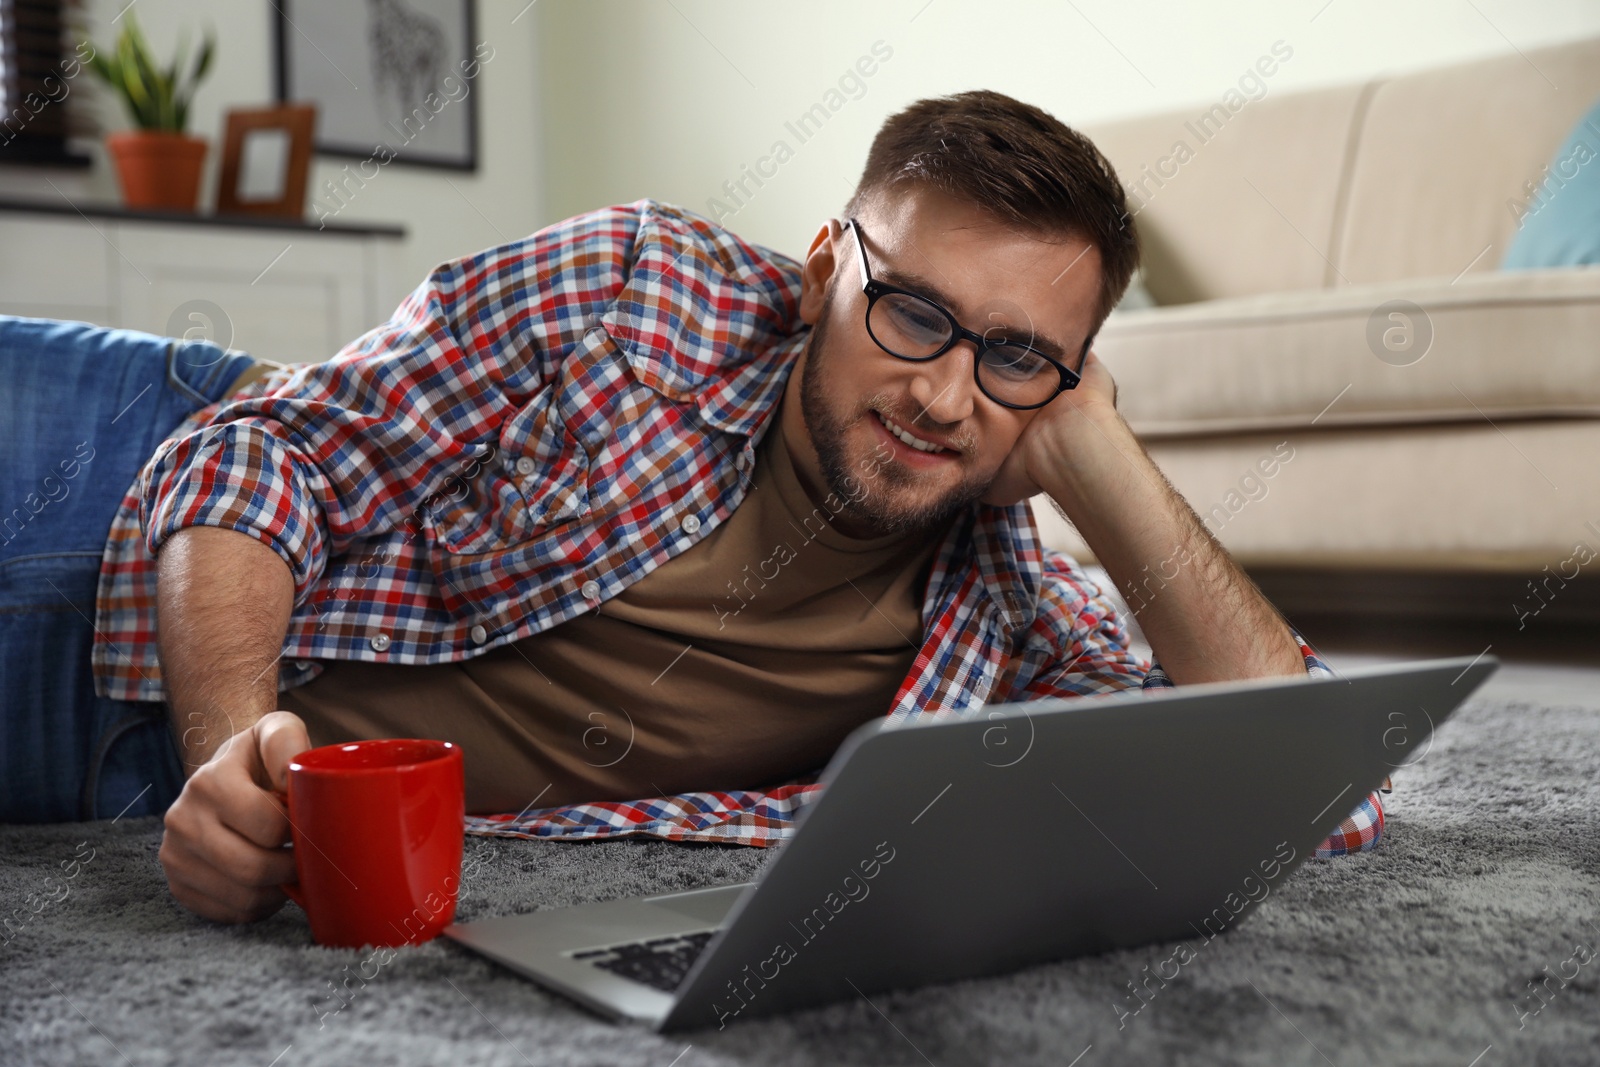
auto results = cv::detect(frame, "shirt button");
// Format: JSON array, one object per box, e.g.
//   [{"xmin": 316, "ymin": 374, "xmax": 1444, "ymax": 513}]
[
  {"xmin": 680, "ymin": 514, "xmax": 701, "ymax": 535},
  {"xmin": 469, "ymin": 623, "xmax": 488, "ymax": 644},
  {"xmin": 734, "ymin": 449, "xmax": 750, "ymax": 471},
  {"xmin": 369, "ymin": 633, "xmax": 391, "ymax": 652},
  {"xmin": 581, "ymin": 579, "xmax": 600, "ymax": 599},
  {"xmin": 294, "ymin": 659, "xmax": 312, "ymax": 670},
  {"xmin": 515, "ymin": 457, "xmax": 536, "ymax": 476}
]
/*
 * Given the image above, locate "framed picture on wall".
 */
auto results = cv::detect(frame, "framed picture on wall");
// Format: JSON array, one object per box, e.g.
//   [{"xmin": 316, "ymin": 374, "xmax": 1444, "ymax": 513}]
[{"xmin": 273, "ymin": 0, "xmax": 484, "ymax": 171}]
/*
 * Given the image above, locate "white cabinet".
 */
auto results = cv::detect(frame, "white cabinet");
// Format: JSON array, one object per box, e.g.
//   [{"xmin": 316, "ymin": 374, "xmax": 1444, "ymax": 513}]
[
  {"xmin": 0, "ymin": 200, "xmax": 404, "ymax": 364},
  {"xmin": 0, "ymin": 214, "xmax": 115, "ymax": 326}
]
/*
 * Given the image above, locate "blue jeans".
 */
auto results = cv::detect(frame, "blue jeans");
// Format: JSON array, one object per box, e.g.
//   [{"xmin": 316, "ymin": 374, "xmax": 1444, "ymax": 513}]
[{"xmin": 0, "ymin": 316, "xmax": 256, "ymax": 824}]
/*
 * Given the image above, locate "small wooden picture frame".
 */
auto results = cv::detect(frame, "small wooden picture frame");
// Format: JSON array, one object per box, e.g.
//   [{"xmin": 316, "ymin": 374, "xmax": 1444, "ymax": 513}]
[{"xmin": 215, "ymin": 105, "xmax": 317, "ymax": 219}]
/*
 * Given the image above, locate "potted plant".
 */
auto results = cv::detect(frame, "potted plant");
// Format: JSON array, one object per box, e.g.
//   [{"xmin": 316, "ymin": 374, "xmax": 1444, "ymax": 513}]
[{"xmin": 85, "ymin": 15, "xmax": 215, "ymax": 212}]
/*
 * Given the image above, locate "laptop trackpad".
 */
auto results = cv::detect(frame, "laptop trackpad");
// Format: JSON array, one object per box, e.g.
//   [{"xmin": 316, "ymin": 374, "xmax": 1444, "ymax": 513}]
[{"xmin": 644, "ymin": 884, "xmax": 749, "ymax": 924}]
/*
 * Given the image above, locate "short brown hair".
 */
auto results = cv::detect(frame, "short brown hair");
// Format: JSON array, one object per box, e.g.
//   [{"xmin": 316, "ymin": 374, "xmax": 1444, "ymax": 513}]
[{"xmin": 845, "ymin": 90, "xmax": 1139, "ymax": 324}]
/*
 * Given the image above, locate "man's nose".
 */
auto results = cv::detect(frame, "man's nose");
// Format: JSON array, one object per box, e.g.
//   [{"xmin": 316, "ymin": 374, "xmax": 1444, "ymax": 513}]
[{"xmin": 907, "ymin": 341, "xmax": 978, "ymax": 425}]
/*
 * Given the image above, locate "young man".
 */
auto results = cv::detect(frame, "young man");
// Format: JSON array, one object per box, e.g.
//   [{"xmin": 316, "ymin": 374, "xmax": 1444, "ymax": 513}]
[{"xmin": 0, "ymin": 91, "xmax": 1380, "ymax": 925}]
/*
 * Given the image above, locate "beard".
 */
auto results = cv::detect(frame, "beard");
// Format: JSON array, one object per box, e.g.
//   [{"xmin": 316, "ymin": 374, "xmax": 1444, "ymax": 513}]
[{"xmin": 797, "ymin": 283, "xmax": 994, "ymax": 539}]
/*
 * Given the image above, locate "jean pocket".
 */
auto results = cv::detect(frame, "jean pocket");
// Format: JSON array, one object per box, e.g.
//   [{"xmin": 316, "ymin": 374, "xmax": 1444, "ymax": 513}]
[{"xmin": 0, "ymin": 550, "xmax": 102, "ymax": 612}]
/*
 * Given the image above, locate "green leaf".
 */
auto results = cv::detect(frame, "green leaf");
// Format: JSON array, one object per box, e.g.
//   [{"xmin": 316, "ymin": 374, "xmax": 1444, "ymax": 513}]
[
  {"xmin": 116, "ymin": 28, "xmax": 156, "ymax": 128},
  {"xmin": 167, "ymin": 31, "xmax": 189, "ymax": 97},
  {"xmin": 190, "ymin": 32, "xmax": 216, "ymax": 91},
  {"xmin": 175, "ymin": 32, "xmax": 215, "ymax": 133},
  {"xmin": 173, "ymin": 32, "xmax": 215, "ymax": 134},
  {"xmin": 129, "ymin": 34, "xmax": 173, "ymax": 128},
  {"xmin": 87, "ymin": 12, "xmax": 215, "ymax": 132}
]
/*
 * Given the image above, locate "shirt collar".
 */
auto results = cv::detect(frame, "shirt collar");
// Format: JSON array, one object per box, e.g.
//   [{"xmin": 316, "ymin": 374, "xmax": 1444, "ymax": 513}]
[{"xmin": 694, "ymin": 330, "xmax": 805, "ymax": 440}]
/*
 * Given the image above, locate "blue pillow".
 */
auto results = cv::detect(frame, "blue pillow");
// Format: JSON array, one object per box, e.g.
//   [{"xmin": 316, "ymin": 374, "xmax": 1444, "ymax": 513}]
[{"xmin": 1502, "ymin": 97, "xmax": 1600, "ymax": 269}]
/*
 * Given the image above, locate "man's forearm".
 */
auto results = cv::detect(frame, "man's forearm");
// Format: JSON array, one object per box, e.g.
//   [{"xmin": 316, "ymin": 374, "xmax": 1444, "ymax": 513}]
[
  {"xmin": 1036, "ymin": 405, "xmax": 1304, "ymax": 685},
  {"xmin": 156, "ymin": 526, "xmax": 296, "ymax": 773}
]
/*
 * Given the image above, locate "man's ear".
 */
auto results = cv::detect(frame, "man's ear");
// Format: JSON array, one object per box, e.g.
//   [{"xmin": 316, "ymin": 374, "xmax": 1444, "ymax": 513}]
[{"xmin": 798, "ymin": 219, "xmax": 843, "ymax": 326}]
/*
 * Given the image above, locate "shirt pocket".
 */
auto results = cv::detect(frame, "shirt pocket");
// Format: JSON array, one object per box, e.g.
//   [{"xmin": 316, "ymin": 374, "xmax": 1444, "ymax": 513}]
[
  {"xmin": 423, "ymin": 377, "xmax": 589, "ymax": 557},
  {"xmin": 501, "ymin": 375, "xmax": 593, "ymax": 522}
]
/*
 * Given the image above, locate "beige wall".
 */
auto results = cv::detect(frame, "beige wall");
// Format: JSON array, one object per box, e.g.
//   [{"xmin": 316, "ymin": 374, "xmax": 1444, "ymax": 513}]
[
  {"xmin": 535, "ymin": 0, "xmax": 1600, "ymax": 262},
  {"xmin": 13, "ymin": 0, "xmax": 1600, "ymax": 309}
]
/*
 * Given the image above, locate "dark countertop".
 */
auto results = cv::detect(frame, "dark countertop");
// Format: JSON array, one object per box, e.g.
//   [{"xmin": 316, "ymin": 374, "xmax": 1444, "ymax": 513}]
[{"xmin": 0, "ymin": 195, "xmax": 406, "ymax": 237}]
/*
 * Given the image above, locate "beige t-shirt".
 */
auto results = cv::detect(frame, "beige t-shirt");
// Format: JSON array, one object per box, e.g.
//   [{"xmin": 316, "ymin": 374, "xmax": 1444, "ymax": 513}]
[{"xmin": 279, "ymin": 410, "xmax": 944, "ymax": 814}]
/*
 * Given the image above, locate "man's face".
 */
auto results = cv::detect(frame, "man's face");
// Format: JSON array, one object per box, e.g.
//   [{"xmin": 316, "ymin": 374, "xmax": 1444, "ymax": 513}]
[{"xmin": 781, "ymin": 185, "xmax": 1104, "ymax": 539}]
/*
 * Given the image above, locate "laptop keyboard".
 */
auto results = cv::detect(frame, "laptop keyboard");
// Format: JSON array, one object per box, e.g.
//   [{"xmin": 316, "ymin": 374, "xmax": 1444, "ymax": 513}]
[{"xmin": 571, "ymin": 931, "xmax": 716, "ymax": 993}]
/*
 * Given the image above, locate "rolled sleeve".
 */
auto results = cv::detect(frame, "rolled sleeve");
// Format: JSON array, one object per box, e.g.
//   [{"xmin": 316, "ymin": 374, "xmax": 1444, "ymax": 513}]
[
  {"xmin": 1313, "ymin": 791, "xmax": 1385, "ymax": 857},
  {"xmin": 1008, "ymin": 558, "xmax": 1149, "ymax": 701},
  {"xmin": 139, "ymin": 420, "xmax": 331, "ymax": 604}
]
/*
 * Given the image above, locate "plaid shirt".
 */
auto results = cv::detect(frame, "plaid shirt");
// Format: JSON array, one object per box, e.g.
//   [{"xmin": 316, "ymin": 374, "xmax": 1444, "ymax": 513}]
[{"xmin": 93, "ymin": 199, "xmax": 1382, "ymax": 856}]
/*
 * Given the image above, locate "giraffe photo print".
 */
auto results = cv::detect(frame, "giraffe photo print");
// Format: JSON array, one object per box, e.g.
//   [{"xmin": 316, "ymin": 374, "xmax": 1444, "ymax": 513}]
[{"xmin": 273, "ymin": 0, "xmax": 481, "ymax": 171}]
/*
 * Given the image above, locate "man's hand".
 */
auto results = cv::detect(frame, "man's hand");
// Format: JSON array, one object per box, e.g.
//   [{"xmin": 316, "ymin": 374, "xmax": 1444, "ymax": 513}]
[
  {"xmin": 155, "ymin": 525, "xmax": 302, "ymax": 921},
  {"xmin": 158, "ymin": 711, "xmax": 309, "ymax": 923},
  {"xmin": 982, "ymin": 348, "xmax": 1119, "ymax": 509},
  {"xmin": 980, "ymin": 349, "xmax": 1305, "ymax": 684}
]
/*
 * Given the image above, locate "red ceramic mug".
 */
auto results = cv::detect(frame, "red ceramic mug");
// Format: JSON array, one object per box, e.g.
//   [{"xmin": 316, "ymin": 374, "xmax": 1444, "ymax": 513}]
[{"xmin": 274, "ymin": 738, "xmax": 464, "ymax": 949}]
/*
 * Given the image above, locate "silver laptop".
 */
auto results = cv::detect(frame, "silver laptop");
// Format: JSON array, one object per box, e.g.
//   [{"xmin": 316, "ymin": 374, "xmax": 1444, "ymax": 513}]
[{"xmin": 444, "ymin": 655, "xmax": 1496, "ymax": 1032}]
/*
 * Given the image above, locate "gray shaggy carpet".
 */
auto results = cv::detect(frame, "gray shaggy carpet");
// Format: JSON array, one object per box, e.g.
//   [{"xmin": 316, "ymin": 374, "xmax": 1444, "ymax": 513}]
[{"xmin": 3, "ymin": 694, "xmax": 1598, "ymax": 1067}]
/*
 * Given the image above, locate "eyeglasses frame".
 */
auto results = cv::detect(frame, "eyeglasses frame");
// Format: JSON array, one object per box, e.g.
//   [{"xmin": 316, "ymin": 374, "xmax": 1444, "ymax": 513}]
[{"xmin": 843, "ymin": 216, "xmax": 1088, "ymax": 411}]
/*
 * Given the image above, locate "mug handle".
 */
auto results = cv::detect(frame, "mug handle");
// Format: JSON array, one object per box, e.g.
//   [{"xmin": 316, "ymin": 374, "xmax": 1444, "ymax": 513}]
[{"xmin": 270, "ymin": 788, "xmax": 307, "ymax": 910}]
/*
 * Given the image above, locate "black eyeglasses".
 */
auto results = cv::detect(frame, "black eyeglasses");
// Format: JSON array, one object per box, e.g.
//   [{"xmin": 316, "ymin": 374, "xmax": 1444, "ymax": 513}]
[{"xmin": 845, "ymin": 217, "xmax": 1087, "ymax": 411}]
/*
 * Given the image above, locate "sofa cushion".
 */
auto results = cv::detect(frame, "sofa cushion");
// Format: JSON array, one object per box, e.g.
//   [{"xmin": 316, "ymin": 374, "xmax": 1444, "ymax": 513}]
[
  {"xmin": 1084, "ymin": 38, "xmax": 1600, "ymax": 302},
  {"xmin": 1334, "ymin": 38, "xmax": 1600, "ymax": 286},
  {"xmin": 1093, "ymin": 266, "xmax": 1600, "ymax": 438},
  {"xmin": 1084, "ymin": 78, "xmax": 1367, "ymax": 305},
  {"xmin": 1030, "ymin": 419, "xmax": 1600, "ymax": 571},
  {"xmin": 1503, "ymin": 96, "xmax": 1600, "ymax": 270}
]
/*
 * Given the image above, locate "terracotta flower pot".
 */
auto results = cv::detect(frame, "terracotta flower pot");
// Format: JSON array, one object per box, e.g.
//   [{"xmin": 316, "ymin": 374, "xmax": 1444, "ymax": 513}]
[{"xmin": 105, "ymin": 130, "xmax": 208, "ymax": 212}]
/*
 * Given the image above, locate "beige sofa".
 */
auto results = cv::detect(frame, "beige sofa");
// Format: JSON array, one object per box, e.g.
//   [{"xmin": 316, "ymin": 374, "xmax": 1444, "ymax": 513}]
[{"xmin": 1030, "ymin": 38, "xmax": 1600, "ymax": 587}]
